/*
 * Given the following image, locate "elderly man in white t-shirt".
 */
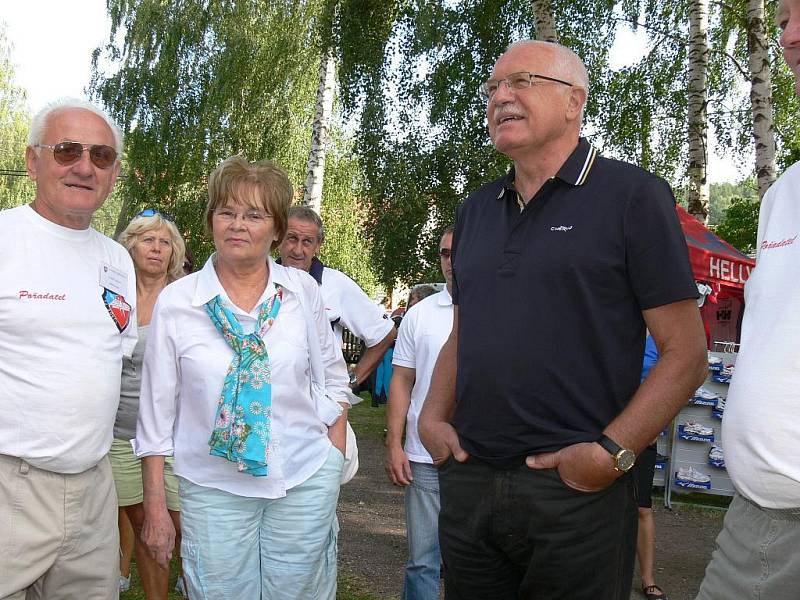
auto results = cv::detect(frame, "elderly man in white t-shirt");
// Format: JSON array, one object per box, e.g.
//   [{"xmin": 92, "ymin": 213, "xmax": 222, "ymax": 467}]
[
  {"xmin": 696, "ymin": 3, "xmax": 800, "ymax": 598},
  {"xmin": 279, "ymin": 206, "xmax": 396, "ymax": 388},
  {"xmin": 384, "ymin": 225, "xmax": 454, "ymax": 600},
  {"xmin": 0, "ymin": 99, "xmax": 136, "ymax": 599}
]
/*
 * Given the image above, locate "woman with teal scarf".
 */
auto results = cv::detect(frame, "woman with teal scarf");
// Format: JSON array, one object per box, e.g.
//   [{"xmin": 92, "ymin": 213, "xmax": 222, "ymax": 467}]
[{"xmin": 135, "ymin": 157, "xmax": 353, "ymax": 599}]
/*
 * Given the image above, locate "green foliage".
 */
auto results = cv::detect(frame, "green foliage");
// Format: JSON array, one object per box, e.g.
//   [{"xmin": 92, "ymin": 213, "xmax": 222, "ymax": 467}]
[
  {"xmin": 335, "ymin": 0, "xmax": 712, "ymax": 286},
  {"xmin": 0, "ymin": 26, "xmax": 32, "ymax": 210},
  {"xmin": 713, "ymin": 195, "xmax": 759, "ymax": 254},
  {"xmin": 316, "ymin": 139, "xmax": 379, "ymax": 295},
  {"xmin": 709, "ymin": 0, "xmax": 799, "ymax": 170},
  {"xmin": 707, "ymin": 179, "xmax": 757, "ymax": 226},
  {"xmin": 91, "ymin": 0, "xmax": 374, "ymax": 274}
]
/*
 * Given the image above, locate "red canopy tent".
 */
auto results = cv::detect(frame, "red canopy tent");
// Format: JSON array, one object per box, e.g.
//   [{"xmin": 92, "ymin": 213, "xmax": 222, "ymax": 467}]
[{"xmin": 675, "ymin": 205, "xmax": 756, "ymax": 345}]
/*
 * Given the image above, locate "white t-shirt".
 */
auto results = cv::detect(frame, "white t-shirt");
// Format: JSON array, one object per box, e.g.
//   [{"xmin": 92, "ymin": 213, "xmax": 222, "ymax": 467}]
[
  {"xmin": 134, "ymin": 257, "xmax": 350, "ymax": 499},
  {"xmin": 723, "ymin": 161, "xmax": 800, "ymax": 509},
  {"xmin": 0, "ymin": 204, "xmax": 137, "ymax": 474},
  {"xmin": 392, "ymin": 289, "xmax": 454, "ymax": 463},
  {"xmin": 320, "ymin": 266, "xmax": 394, "ymax": 347}
]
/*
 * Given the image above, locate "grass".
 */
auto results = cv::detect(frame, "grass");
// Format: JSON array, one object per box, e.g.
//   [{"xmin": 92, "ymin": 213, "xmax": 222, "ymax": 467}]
[
  {"xmin": 349, "ymin": 394, "xmax": 387, "ymax": 440},
  {"xmin": 122, "ymin": 399, "xmax": 388, "ymax": 600},
  {"xmin": 120, "ymin": 560, "xmax": 182, "ymax": 600}
]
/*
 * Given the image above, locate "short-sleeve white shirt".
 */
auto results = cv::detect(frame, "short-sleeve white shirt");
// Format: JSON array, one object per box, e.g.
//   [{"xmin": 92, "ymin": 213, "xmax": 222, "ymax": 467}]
[
  {"xmin": 0, "ymin": 204, "xmax": 137, "ymax": 473},
  {"xmin": 134, "ymin": 257, "xmax": 349, "ymax": 499},
  {"xmin": 392, "ymin": 289, "xmax": 454, "ymax": 463},
  {"xmin": 320, "ymin": 266, "xmax": 394, "ymax": 346},
  {"xmin": 723, "ymin": 161, "xmax": 800, "ymax": 509}
]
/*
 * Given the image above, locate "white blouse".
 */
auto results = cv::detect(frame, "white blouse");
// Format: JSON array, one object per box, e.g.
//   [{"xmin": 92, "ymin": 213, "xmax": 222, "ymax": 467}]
[{"xmin": 135, "ymin": 256, "xmax": 351, "ymax": 498}]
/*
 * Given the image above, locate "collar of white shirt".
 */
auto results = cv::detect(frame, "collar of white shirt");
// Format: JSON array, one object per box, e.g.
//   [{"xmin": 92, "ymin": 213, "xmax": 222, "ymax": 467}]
[{"xmin": 191, "ymin": 255, "xmax": 301, "ymax": 310}]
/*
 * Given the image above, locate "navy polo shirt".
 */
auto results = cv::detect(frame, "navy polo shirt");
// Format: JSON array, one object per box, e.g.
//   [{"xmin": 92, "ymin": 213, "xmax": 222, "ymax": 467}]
[{"xmin": 451, "ymin": 138, "xmax": 698, "ymax": 465}]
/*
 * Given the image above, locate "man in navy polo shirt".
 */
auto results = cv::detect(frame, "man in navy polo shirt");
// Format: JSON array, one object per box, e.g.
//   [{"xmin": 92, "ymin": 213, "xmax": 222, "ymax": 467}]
[{"xmin": 419, "ymin": 40, "xmax": 707, "ymax": 599}]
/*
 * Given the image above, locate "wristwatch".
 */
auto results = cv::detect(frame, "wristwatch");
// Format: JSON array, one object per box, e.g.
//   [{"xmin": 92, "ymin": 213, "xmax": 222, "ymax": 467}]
[
  {"xmin": 596, "ymin": 434, "xmax": 636, "ymax": 472},
  {"xmin": 348, "ymin": 369, "xmax": 359, "ymax": 387}
]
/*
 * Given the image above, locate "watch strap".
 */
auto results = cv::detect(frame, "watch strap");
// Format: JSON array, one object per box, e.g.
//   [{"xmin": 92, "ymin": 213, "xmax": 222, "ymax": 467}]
[{"xmin": 596, "ymin": 434, "xmax": 622, "ymax": 456}]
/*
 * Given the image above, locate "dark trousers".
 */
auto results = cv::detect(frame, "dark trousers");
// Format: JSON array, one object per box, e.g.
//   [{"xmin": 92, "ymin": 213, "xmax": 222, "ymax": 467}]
[{"xmin": 438, "ymin": 456, "xmax": 637, "ymax": 600}]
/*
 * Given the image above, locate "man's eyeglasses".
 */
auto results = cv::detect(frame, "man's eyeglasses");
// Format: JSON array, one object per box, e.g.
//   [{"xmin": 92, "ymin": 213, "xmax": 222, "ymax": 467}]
[
  {"xmin": 213, "ymin": 208, "xmax": 272, "ymax": 224},
  {"xmin": 478, "ymin": 71, "xmax": 574, "ymax": 101},
  {"xmin": 135, "ymin": 208, "xmax": 175, "ymax": 222},
  {"xmin": 34, "ymin": 141, "xmax": 118, "ymax": 169},
  {"xmin": 439, "ymin": 248, "xmax": 452, "ymax": 259}
]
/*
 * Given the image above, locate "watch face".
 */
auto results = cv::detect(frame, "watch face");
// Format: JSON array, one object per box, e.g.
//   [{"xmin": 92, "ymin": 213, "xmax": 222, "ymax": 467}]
[{"xmin": 617, "ymin": 449, "xmax": 636, "ymax": 472}]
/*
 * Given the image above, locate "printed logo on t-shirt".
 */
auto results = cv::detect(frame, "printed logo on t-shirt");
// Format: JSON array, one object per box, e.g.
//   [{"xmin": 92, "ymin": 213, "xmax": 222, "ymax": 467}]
[
  {"xmin": 550, "ymin": 225, "xmax": 574, "ymax": 232},
  {"xmin": 18, "ymin": 290, "xmax": 66, "ymax": 301},
  {"xmin": 760, "ymin": 235, "xmax": 797, "ymax": 251},
  {"xmin": 102, "ymin": 288, "xmax": 132, "ymax": 332}
]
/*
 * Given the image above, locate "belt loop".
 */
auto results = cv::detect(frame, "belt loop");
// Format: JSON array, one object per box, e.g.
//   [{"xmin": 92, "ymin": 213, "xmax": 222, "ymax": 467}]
[{"xmin": 19, "ymin": 461, "xmax": 29, "ymax": 475}]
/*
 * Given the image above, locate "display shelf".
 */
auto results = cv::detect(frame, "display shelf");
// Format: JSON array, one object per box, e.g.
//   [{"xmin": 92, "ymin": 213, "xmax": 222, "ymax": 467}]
[{"xmin": 665, "ymin": 348, "xmax": 736, "ymax": 507}]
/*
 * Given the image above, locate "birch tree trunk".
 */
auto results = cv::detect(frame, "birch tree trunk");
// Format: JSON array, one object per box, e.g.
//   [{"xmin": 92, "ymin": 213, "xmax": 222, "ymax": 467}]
[
  {"xmin": 746, "ymin": 0, "xmax": 777, "ymax": 200},
  {"xmin": 686, "ymin": 0, "xmax": 710, "ymax": 220},
  {"xmin": 531, "ymin": 0, "xmax": 559, "ymax": 43},
  {"xmin": 302, "ymin": 50, "xmax": 336, "ymax": 213}
]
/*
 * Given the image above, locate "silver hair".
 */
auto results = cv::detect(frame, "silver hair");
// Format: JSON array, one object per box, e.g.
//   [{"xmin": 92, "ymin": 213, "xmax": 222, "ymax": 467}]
[
  {"xmin": 28, "ymin": 97, "xmax": 124, "ymax": 157},
  {"xmin": 288, "ymin": 205, "xmax": 325, "ymax": 243},
  {"xmin": 505, "ymin": 40, "xmax": 589, "ymax": 92}
]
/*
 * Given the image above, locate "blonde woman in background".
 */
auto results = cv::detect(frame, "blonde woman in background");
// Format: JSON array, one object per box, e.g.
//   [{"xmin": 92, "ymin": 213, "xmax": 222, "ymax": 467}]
[{"xmin": 112, "ymin": 209, "xmax": 187, "ymax": 598}]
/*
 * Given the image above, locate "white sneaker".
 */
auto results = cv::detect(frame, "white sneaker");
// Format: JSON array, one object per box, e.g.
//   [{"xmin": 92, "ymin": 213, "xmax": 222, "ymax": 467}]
[
  {"xmin": 119, "ymin": 575, "xmax": 131, "ymax": 593},
  {"xmin": 693, "ymin": 387, "xmax": 720, "ymax": 401},
  {"xmin": 682, "ymin": 421, "xmax": 714, "ymax": 436},
  {"xmin": 676, "ymin": 466, "xmax": 711, "ymax": 483},
  {"xmin": 709, "ymin": 444, "xmax": 725, "ymax": 463}
]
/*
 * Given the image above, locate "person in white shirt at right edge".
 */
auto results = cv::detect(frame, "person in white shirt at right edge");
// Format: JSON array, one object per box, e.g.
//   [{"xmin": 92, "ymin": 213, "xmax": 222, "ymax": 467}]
[
  {"xmin": 384, "ymin": 225, "xmax": 455, "ymax": 600},
  {"xmin": 696, "ymin": 2, "xmax": 800, "ymax": 597}
]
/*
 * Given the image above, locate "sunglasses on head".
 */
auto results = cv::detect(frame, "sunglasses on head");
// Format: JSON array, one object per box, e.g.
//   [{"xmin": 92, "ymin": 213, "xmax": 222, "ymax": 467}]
[
  {"xmin": 35, "ymin": 141, "xmax": 118, "ymax": 169},
  {"xmin": 135, "ymin": 208, "xmax": 175, "ymax": 222}
]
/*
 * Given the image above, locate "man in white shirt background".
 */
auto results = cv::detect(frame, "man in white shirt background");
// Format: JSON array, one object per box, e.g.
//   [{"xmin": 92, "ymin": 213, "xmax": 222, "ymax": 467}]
[
  {"xmin": 279, "ymin": 206, "xmax": 396, "ymax": 388},
  {"xmin": 0, "ymin": 98, "xmax": 136, "ymax": 600},
  {"xmin": 696, "ymin": 2, "xmax": 800, "ymax": 598},
  {"xmin": 384, "ymin": 225, "xmax": 454, "ymax": 600}
]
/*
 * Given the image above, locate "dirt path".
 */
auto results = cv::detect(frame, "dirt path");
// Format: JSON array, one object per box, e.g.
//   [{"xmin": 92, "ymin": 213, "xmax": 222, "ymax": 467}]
[{"xmin": 338, "ymin": 423, "xmax": 726, "ymax": 600}]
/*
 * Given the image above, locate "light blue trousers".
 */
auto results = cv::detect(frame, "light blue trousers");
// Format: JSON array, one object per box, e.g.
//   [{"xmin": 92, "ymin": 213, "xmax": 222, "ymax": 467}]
[
  {"xmin": 403, "ymin": 461, "xmax": 441, "ymax": 600},
  {"xmin": 179, "ymin": 447, "xmax": 343, "ymax": 600}
]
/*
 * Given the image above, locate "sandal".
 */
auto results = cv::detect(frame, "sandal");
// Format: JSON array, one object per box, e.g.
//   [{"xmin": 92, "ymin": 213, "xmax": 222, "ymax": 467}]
[{"xmin": 642, "ymin": 584, "xmax": 668, "ymax": 600}]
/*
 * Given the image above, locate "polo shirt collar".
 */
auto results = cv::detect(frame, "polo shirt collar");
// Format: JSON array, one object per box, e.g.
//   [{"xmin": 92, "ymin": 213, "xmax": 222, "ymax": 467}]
[
  {"xmin": 497, "ymin": 137, "xmax": 598, "ymax": 199},
  {"xmin": 308, "ymin": 256, "xmax": 325, "ymax": 284},
  {"xmin": 192, "ymin": 254, "xmax": 301, "ymax": 309}
]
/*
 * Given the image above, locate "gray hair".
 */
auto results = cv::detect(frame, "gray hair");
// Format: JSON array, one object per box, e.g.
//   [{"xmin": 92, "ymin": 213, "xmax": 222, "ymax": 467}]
[
  {"xmin": 288, "ymin": 205, "xmax": 325, "ymax": 243},
  {"xmin": 28, "ymin": 97, "xmax": 124, "ymax": 157},
  {"xmin": 505, "ymin": 40, "xmax": 589, "ymax": 93}
]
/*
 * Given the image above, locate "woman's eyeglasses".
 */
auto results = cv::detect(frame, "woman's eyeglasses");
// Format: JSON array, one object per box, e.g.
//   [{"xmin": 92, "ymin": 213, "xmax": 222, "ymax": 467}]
[
  {"xmin": 439, "ymin": 248, "xmax": 452, "ymax": 259},
  {"xmin": 35, "ymin": 141, "xmax": 118, "ymax": 169}
]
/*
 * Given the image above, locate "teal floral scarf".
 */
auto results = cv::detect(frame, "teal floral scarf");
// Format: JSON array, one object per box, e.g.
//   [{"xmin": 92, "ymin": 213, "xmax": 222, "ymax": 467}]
[{"xmin": 204, "ymin": 286, "xmax": 283, "ymax": 476}]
